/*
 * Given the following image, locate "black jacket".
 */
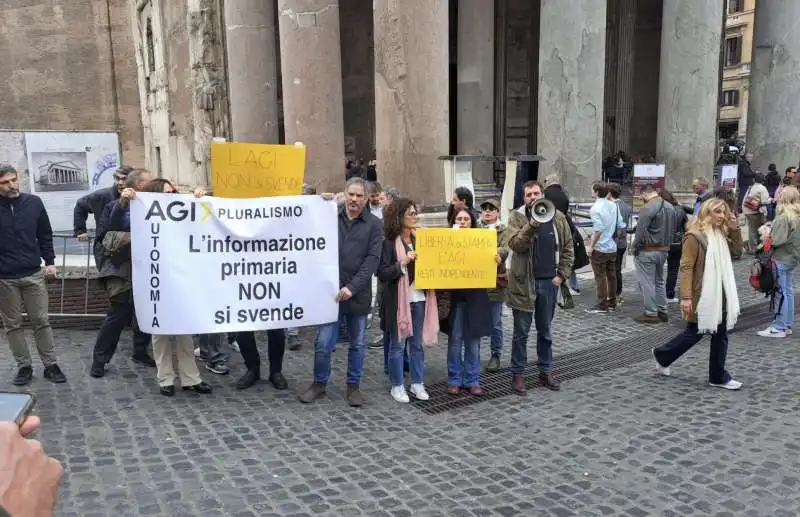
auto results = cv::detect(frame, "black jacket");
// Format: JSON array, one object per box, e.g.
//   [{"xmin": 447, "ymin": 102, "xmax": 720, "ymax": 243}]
[
  {"xmin": 0, "ymin": 193, "xmax": 56, "ymax": 279},
  {"xmin": 338, "ymin": 206, "xmax": 384, "ymax": 315},
  {"xmin": 73, "ymin": 186, "xmax": 119, "ymax": 236},
  {"xmin": 544, "ymin": 184, "xmax": 570, "ymax": 216},
  {"xmin": 376, "ymin": 236, "xmax": 416, "ymax": 335}
]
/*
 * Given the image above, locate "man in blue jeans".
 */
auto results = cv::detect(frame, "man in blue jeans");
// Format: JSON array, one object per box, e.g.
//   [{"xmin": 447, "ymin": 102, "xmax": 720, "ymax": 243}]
[
  {"xmin": 298, "ymin": 178, "xmax": 383, "ymax": 407},
  {"xmin": 503, "ymin": 181, "xmax": 574, "ymax": 395}
]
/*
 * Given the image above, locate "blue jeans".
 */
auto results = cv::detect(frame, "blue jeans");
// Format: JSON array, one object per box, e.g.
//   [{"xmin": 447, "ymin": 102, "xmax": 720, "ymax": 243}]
[
  {"xmin": 383, "ymin": 332, "xmax": 409, "ymax": 375},
  {"xmin": 314, "ymin": 312, "xmax": 367, "ymax": 384},
  {"xmin": 389, "ymin": 301, "xmax": 426, "ymax": 386},
  {"xmin": 568, "ymin": 271, "xmax": 579, "ymax": 291},
  {"xmin": 773, "ymin": 260, "xmax": 796, "ymax": 331},
  {"xmin": 510, "ymin": 279, "xmax": 558, "ymax": 375},
  {"xmin": 489, "ymin": 301, "xmax": 504, "ymax": 356},
  {"xmin": 446, "ymin": 302, "xmax": 481, "ymax": 387}
]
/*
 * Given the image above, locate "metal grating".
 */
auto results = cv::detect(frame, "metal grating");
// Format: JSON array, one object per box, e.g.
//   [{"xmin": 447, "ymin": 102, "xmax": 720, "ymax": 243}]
[{"xmin": 413, "ymin": 299, "xmax": 784, "ymax": 415}]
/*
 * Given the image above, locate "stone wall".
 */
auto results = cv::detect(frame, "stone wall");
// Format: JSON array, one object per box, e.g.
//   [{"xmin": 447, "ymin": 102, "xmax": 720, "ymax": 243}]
[{"xmin": 0, "ymin": 0, "xmax": 144, "ymax": 166}]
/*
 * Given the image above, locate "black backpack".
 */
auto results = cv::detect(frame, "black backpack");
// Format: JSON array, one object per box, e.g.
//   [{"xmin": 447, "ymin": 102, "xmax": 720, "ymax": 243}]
[{"xmin": 750, "ymin": 252, "xmax": 779, "ymax": 311}]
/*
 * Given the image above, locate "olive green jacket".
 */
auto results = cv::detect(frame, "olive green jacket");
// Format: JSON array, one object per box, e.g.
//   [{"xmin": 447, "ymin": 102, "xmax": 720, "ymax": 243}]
[
  {"xmin": 479, "ymin": 221, "xmax": 509, "ymax": 302},
  {"xmin": 502, "ymin": 206, "xmax": 574, "ymax": 312}
]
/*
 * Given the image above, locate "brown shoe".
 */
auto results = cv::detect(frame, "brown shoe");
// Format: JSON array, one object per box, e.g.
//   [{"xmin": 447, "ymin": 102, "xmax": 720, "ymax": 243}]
[
  {"xmin": 468, "ymin": 386, "xmax": 484, "ymax": 396},
  {"xmin": 512, "ymin": 375, "xmax": 527, "ymax": 396},
  {"xmin": 634, "ymin": 314, "xmax": 661, "ymax": 324},
  {"xmin": 539, "ymin": 372, "xmax": 561, "ymax": 391},
  {"xmin": 298, "ymin": 382, "xmax": 326, "ymax": 404},
  {"xmin": 446, "ymin": 385, "xmax": 460, "ymax": 395},
  {"xmin": 658, "ymin": 311, "xmax": 669, "ymax": 322},
  {"xmin": 346, "ymin": 383, "xmax": 365, "ymax": 407}
]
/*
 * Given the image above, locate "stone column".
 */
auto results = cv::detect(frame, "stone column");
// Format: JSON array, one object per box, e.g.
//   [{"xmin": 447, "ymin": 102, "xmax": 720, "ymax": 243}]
[
  {"xmin": 614, "ymin": 0, "xmax": 636, "ymax": 155},
  {"xmin": 225, "ymin": 0, "xmax": 280, "ymax": 143},
  {"xmin": 537, "ymin": 0, "xmax": 607, "ymax": 198},
  {"xmin": 374, "ymin": 0, "xmax": 449, "ymax": 207},
  {"xmin": 277, "ymin": 0, "xmax": 345, "ymax": 190},
  {"xmin": 746, "ymin": 1, "xmax": 800, "ymax": 172},
  {"xmin": 457, "ymin": 0, "xmax": 494, "ymax": 184},
  {"xmin": 656, "ymin": 0, "xmax": 723, "ymax": 191}
]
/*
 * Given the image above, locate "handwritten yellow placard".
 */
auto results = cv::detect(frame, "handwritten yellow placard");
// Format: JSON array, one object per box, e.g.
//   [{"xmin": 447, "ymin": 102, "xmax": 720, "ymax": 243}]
[
  {"xmin": 211, "ymin": 142, "xmax": 305, "ymax": 198},
  {"xmin": 415, "ymin": 228, "xmax": 497, "ymax": 289}
]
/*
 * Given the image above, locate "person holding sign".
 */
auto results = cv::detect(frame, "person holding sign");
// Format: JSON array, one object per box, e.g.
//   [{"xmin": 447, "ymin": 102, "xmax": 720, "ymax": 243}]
[
  {"xmin": 377, "ymin": 198, "xmax": 439, "ymax": 403},
  {"xmin": 441, "ymin": 208, "xmax": 495, "ymax": 396},
  {"xmin": 298, "ymin": 178, "xmax": 383, "ymax": 407},
  {"xmin": 114, "ymin": 179, "xmax": 212, "ymax": 396},
  {"xmin": 504, "ymin": 181, "xmax": 574, "ymax": 395}
]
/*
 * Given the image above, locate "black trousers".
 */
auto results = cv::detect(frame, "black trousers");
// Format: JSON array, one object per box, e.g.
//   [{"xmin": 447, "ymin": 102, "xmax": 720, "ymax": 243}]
[
  {"xmin": 615, "ymin": 247, "xmax": 626, "ymax": 296},
  {"xmin": 666, "ymin": 246, "xmax": 682, "ymax": 299},
  {"xmin": 236, "ymin": 330, "xmax": 285, "ymax": 374},
  {"xmin": 93, "ymin": 298, "xmax": 150, "ymax": 364}
]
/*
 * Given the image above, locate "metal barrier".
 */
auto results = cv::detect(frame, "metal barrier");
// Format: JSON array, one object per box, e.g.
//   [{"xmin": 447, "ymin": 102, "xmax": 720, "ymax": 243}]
[{"xmin": 24, "ymin": 234, "xmax": 108, "ymax": 320}]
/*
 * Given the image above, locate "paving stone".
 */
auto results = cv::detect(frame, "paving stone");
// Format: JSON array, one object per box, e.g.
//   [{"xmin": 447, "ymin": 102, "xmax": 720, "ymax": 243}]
[{"xmin": 0, "ymin": 260, "xmax": 797, "ymax": 515}]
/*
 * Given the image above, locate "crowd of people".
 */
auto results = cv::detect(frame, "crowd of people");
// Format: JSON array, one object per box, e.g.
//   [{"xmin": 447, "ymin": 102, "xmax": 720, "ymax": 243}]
[{"xmin": 3, "ymin": 157, "xmax": 800, "ymax": 515}]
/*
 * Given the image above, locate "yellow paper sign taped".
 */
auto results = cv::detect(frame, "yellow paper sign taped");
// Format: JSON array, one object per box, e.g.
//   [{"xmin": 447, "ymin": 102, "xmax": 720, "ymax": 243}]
[
  {"xmin": 414, "ymin": 228, "xmax": 497, "ymax": 289},
  {"xmin": 211, "ymin": 142, "xmax": 305, "ymax": 198}
]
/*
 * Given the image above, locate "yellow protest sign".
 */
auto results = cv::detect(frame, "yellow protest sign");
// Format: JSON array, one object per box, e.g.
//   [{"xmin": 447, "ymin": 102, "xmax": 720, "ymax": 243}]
[
  {"xmin": 414, "ymin": 228, "xmax": 497, "ymax": 289},
  {"xmin": 211, "ymin": 142, "xmax": 305, "ymax": 198}
]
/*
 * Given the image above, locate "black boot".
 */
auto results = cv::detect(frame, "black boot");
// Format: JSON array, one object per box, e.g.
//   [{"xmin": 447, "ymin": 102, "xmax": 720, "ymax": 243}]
[
  {"xmin": 269, "ymin": 372, "xmax": 288, "ymax": 390},
  {"xmin": 236, "ymin": 367, "xmax": 261, "ymax": 390}
]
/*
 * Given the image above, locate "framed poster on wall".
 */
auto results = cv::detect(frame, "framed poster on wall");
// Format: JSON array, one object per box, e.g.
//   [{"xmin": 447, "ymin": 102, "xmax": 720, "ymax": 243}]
[{"xmin": 24, "ymin": 132, "xmax": 121, "ymax": 232}]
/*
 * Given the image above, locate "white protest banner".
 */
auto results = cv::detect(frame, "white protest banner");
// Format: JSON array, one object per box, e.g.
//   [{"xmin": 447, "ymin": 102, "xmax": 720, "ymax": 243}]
[{"xmin": 130, "ymin": 193, "xmax": 340, "ymax": 335}]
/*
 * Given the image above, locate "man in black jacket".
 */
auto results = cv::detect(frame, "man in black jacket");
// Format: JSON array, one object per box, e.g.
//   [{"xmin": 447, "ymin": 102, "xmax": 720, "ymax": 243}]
[
  {"xmin": 299, "ymin": 177, "xmax": 383, "ymax": 407},
  {"xmin": 90, "ymin": 169, "xmax": 155, "ymax": 377},
  {"xmin": 73, "ymin": 166, "xmax": 133, "ymax": 266},
  {"xmin": 0, "ymin": 165, "xmax": 67, "ymax": 386}
]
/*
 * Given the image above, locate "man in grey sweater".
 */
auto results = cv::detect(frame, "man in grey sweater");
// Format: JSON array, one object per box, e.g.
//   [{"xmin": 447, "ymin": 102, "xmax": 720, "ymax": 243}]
[{"xmin": 631, "ymin": 185, "xmax": 674, "ymax": 324}]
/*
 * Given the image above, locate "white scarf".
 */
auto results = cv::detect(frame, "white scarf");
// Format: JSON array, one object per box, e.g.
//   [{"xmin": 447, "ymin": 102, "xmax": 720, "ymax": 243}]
[{"xmin": 696, "ymin": 229, "xmax": 740, "ymax": 333}]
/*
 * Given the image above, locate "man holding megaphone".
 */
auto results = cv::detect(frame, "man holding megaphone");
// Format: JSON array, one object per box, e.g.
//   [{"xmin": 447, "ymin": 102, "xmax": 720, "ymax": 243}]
[{"xmin": 503, "ymin": 181, "xmax": 575, "ymax": 395}]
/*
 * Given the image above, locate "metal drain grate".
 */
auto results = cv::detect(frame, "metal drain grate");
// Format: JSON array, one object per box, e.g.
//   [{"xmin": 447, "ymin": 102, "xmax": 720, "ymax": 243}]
[{"xmin": 413, "ymin": 299, "xmax": 782, "ymax": 415}]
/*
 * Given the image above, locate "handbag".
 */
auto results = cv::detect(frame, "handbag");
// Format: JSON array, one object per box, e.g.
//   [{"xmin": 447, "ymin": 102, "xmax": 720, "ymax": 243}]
[
  {"xmin": 743, "ymin": 186, "xmax": 761, "ymax": 211},
  {"xmin": 557, "ymin": 283, "xmax": 574, "ymax": 309}
]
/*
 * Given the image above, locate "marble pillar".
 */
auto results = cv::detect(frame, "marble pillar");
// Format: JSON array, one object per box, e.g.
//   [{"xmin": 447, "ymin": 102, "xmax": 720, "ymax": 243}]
[
  {"xmin": 277, "ymin": 0, "xmax": 345, "ymax": 190},
  {"xmin": 746, "ymin": 1, "xmax": 800, "ymax": 172},
  {"xmin": 225, "ymin": 0, "xmax": 280, "ymax": 143},
  {"xmin": 537, "ymin": 0, "xmax": 607, "ymax": 197},
  {"xmin": 656, "ymin": 0, "xmax": 723, "ymax": 191},
  {"xmin": 374, "ymin": 0, "xmax": 449, "ymax": 207},
  {"xmin": 457, "ymin": 0, "xmax": 494, "ymax": 184}
]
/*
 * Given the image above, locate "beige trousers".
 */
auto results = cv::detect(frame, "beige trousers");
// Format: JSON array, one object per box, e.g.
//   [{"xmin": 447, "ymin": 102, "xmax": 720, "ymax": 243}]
[{"xmin": 151, "ymin": 334, "xmax": 202, "ymax": 387}]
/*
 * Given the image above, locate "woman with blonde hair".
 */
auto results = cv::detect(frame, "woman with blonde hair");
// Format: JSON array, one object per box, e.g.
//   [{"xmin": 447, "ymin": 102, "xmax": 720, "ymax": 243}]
[
  {"xmin": 652, "ymin": 198, "xmax": 743, "ymax": 390},
  {"xmin": 757, "ymin": 186, "xmax": 800, "ymax": 338}
]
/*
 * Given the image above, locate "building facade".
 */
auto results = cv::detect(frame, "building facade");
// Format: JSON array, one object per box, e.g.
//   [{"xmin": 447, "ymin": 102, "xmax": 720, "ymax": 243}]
[
  {"xmin": 0, "ymin": 0, "xmax": 145, "ymax": 175},
  {"xmin": 719, "ymin": 0, "xmax": 756, "ymax": 142},
  {"xmin": 4, "ymin": 1, "xmax": 796, "ymax": 207}
]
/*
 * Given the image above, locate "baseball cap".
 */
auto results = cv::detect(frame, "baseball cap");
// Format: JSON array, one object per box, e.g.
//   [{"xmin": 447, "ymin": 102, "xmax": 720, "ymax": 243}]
[{"xmin": 480, "ymin": 198, "xmax": 500, "ymax": 211}]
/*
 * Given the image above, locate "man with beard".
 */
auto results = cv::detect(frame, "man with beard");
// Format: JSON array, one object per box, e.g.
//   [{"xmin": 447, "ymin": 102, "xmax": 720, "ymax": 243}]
[
  {"xmin": 74, "ymin": 166, "xmax": 133, "ymax": 267},
  {"xmin": 299, "ymin": 177, "xmax": 383, "ymax": 407}
]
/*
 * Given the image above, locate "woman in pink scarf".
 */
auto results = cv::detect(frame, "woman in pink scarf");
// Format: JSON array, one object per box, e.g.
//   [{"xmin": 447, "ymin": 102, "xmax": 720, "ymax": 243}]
[{"xmin": 377, "ymin": 198, "xmax": 439, "ymax": 403}]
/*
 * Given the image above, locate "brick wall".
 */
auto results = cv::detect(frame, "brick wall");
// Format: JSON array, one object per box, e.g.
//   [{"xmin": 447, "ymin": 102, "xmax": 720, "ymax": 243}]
[
  {"xmin": 23, "ymin": 278, "xmax": 109, "ymax": 330},
  {"xmin": 0, "ymin": 0, "xmax": 144, "ymax": 166}
]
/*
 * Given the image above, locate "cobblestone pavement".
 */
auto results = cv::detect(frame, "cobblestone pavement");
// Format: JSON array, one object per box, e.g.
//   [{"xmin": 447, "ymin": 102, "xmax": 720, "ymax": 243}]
[{"xmin": 2, "ymin": 259, "xmax": 799, "ymax": 516}]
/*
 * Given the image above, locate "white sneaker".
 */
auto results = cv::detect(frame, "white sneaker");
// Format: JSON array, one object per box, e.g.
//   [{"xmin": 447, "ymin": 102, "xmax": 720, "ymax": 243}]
[
  {"xmin": 390, "ymin": 386, "xmax": 410, "ymax": 403},
  {"xmin": 709, "ymin": 379, "xmax": 743, "ymax": 390},
  {"xmin": 230, "ymin": 340, "xmax": 240, "ymax": 353},
  {"xmin": 757, "ymin": 326, "xmax": 787, "ymax": 338},
  {"xmin": 193, "ymin": 347, "xmax": 200, "ymax": 357},
  {"xmin": 786, "ymin": 328, "xmax": 793, "ymax": 336},
  {"xmin": 652, "ymin": 349, "xmax": 670, "ymax": 376},
  {"xmin": 667, "ymin": 298, "xmax": 679, "ymax": 304},
  {"xmin": 409, "ymin": 383, "xmax": 430, "ymax": 401},
  {"xmin": 569, "ymin": 288, "xmax": 581, "ymax": 296}
]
